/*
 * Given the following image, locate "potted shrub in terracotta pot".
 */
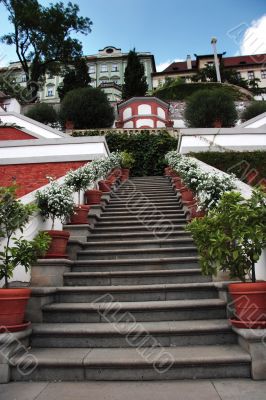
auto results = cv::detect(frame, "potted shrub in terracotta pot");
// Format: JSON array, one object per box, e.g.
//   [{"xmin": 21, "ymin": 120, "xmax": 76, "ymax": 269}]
[
  {"xmin": 83, "ymin": 159, "xmax": 106, "ymax": 205},
  {"xmin": 120, "ymin": 151, "xmax": 135, "ymax": 181},
  {"xmin": 35, "ymin": 180, "xmax": 75, "ymax": 258},
  {"xmin": 64, "ymin": 166, "xmax": 92, "ymax": 224},
  {"xmin": 188, "ymin": 189, "xmax": 266, "ymax": 329},
  {"xmin": 0, "ymin": 186, "xmax": 50, "ymax": 332}
]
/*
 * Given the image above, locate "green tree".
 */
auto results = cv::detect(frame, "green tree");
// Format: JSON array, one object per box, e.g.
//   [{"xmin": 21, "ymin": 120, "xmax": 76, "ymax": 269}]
[
  {"xmin": 25, "ymin": 103, "xmax": 58, "ymax": 125},
  {"xmin": 122, "ymin": 49, "xmax": 148, "ymax": 99},
  {"xmin": 185, "ymin": 88, "xmax": 238, "ymax": 127},
  {"xmin": 59, "ymin": 87, "xmax": 115, "ymax": 129},
  {"xmin": 241, "ymin": 101, "xmax": 266, "ymax": 122},
  {"xmin": 0, "ymin": 0, "xmax": 92, "ymax": 102},
  {"xmin": 57, "ymin": 58, "xmax": 91, "ymax": 100}
]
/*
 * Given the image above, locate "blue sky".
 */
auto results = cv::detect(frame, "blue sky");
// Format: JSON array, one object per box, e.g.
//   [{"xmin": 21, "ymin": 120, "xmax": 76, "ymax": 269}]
[{"xmin": 0, "ymin": 0, "xmax": 265, "ymax": 70}]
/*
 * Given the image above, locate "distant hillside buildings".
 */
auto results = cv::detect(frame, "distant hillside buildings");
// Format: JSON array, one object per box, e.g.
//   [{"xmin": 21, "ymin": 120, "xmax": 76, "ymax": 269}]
[{"xmin": 0, "ymin": 47, "xmax": 265, "ymax": 105}]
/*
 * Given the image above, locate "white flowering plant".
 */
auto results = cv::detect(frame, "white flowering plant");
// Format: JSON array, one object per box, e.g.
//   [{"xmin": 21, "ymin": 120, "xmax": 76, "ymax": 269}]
[
  {"xmin": 165, "ymin": 151, "xmax": 236, "ymax": 211},
  {"xmin": 64, "ymin": 166, "xmax": 92, "ymax": 204},
  {"xmin": 196, "ymin": 173, "xmax": 236, "ymax": 210},
  {"xmin": 35, "ymin": 179, "xmax": 75, "ymax": 229},
  {"xmin": 109, "ymin": 152, "xmax": 122, "ymax": 169}
]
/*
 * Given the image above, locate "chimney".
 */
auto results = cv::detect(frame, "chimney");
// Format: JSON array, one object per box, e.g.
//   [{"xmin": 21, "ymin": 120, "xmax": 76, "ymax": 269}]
[{"xmin": 186, "ymin": 55, "xmax": 192, "ymax": 70}]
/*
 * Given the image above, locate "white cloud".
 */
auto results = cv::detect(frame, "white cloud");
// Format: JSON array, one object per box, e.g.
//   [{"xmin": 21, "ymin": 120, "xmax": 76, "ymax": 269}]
[
  {"xmin": 240, "ymin": 14, "xmax": 266, "ymax": 55},
  {"xmin": 156, "ymin": 59, "xmax": 184, "ymax": 72}
]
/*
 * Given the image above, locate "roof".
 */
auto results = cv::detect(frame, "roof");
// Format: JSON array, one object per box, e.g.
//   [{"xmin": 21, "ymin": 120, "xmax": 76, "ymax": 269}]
[
  {"xmin": 153, "ymin": 53, "xmax": 266, "ymax": 77},
  {"xmin": 223, "ymin": 54, "xmax": 266, "ymax": 68}
]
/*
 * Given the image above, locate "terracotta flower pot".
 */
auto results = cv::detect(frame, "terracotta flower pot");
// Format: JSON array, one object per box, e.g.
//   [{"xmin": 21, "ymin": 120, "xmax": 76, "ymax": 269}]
[
  {"xmin": 98, "ymin": 180, "xmax": 112, "ymax": 193},
  {"xmin": 189, "ymin": 207, "xmax": 206, "ymax": 220},
  {"xmin": 69, "ymin": 205, "xmax": 90, "ymax": 225},
  {"xmin": 246, "ymin": 171, "xmax": 257, "ymax": 185},
  {"xmin": 107, "ymin": 174, "xmax": 117, "ymax": 184},
  {"xmin": 173, "ymin": 180, "xmax": 184, "ymax": 189},
  {"xmin": 85, "ymin": 189, "xmax": 102, "ymax": 205},
  {"xmin": 213, "ymin": 119, "xmax": 222, "ymax": 128},
  {"xmin": 164, "ymin": 167, "xmax": 172, "ymax": 176},
  {"xmin": 121, "ymin": 168, "xmax": 130, "ymax": 182},
  {"xmin": 112, "ymin": 168, "xmax": 122, "ymax": 178},
  {"xmin": 0, "ymin": 288, "xmax": 31, "ymax": 332},
  {"xmin": 44, "ymin": 230, "xmax": 70, "ymax": 258},
  {"xmin": 228, "ymin": 282, "xmax": 266, "ymax": 328},
  {"xmin": 180, "ymin": 187, "xmax": 194, "ymax": 202}
]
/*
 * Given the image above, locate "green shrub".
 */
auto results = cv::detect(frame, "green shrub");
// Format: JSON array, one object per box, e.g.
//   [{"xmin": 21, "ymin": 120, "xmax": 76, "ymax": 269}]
[
  {"xmin": 25, "ymin": 103, "xmax": 58, "ymax": 125},
  {"xmin": 184, "ymin": 88, "xmax": 238, "ymax": 127},
  {"xmin": 59, "ymin": 87, "xmax": 115, "ymax": 129},
  {"xmin": 189, "ymin": 151, "xmax": 266, "ymax": 185},
  {"xmin": 154, "ymin": 82, "xmax": 251, "ymax": 101},
  {"xmin": 72, "ymin": 130, "xmax": 178, "ymax": 176},
  {"xmin": 241, "ymin": 101, "xmax": 266, "ymax": 122}
]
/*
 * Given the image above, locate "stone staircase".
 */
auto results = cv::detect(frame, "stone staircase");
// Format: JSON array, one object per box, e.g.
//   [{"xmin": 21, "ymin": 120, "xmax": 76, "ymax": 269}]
[{"xmin": 11, "ymin": 176, "xmax": 251, "ymax": 381}]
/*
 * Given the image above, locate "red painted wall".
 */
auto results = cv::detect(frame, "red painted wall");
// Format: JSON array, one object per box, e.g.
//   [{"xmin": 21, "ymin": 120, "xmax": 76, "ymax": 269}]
[
  {"xmin": 0, "ymin": 161, "xmax": 88, "ymax": 197},
  {"xmin": 0, "ymin": 127, "xmax": 36, "ymax": 141}
]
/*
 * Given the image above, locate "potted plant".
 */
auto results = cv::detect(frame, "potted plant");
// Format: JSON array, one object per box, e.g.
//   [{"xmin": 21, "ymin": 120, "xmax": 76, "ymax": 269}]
[
  {"xmin": 64, "ymin": 166, "xmax": 91, "ymax": 224},
  {"xmin": 187, "ymin": 189, "xmax": 266, "ymax": 328},
  {"xmin": 120, "ymin": 151, "xmax": 135, "ymax": 181},
  {"xmin": 35, "ymin": 180, "xmax": 75, "ymax": 258},
  {"xmin": 0, "ymin": 186, "xmax": 50, "ymax": 332},
  {"xmin": 83, "ymin": 160, "xmax": 104, "ymax": 205}
]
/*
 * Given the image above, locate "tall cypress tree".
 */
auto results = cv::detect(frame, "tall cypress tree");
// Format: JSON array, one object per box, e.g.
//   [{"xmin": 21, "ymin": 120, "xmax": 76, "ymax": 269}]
[
  {"xmin": 58, "ymin": 58, "xmax": 91, "ymax": 100},
  {"xmin": 122, "ymin": 49, "xmax": 148, "ymax": 99}
]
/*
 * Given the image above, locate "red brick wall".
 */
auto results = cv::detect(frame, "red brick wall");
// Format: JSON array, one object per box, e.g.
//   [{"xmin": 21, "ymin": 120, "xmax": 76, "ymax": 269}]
[
  {"xmin": 0, "ymin": 127, "xmax": 36, "ymax": 141},
  {"xmin": 0, "ymin": 161, "xmax": 88, "ymax": 197}
]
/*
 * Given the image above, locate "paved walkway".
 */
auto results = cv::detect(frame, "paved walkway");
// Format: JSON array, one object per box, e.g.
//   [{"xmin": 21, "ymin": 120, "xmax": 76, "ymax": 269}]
[{"xmin": 1, "ymin": 379, "xmax": 266, "ymax": 400}]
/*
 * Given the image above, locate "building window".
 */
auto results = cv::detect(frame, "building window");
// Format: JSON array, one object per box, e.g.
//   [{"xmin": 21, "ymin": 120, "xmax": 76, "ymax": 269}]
[
  {"xmin": 248, "ymin": 71, "xmax": 255, "ymax": 80},
  {"xmin": 47, "ymin": 72, "xmax": 54, "ymax": 79},
  {"xmin": 88, "ymin": 65, "xmax": 95, "ymax": 74},
  {"xmin": 47, "ymin": 88, "xmax": 54, "ymax": 97},
  {"xmin": 100, "ymin": 64, "xmax": 108, "ymax": 73},
  {"xmin": 21, "ymin": 75, "xmax": 27, "ymax": 82},
  {"xmin": 261, "ymin": 70, "xmax": 266, "ymax": 79},
  {"xmin": 100, "ymin": 79, "xmax": 109, "ymax": 84},
  {"xmin": 111, "ymin": 64, "xmax": 118, "ymax": 72},
  {"xmin": 237, "ymin": 72, "xmax": 242, "ymax": 79}
]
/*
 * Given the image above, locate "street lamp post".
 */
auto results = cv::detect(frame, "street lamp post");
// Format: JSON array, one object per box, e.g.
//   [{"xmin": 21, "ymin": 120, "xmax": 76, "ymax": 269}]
[{"xmin": 211, "ymin": 37, "xmax": 221, "ymax": 83}]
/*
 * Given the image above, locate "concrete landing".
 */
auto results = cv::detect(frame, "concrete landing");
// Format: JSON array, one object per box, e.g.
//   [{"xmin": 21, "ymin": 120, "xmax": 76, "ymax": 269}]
[{"xmin": 1, "ymin": 379, "xmax": 266, "ymax": 400}]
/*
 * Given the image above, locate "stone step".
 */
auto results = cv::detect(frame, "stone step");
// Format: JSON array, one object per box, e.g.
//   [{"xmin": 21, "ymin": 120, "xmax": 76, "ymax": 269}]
[
  {"xmin": 115, "ymin": 189, "xmax": 175, "ymax": 195},
  {"xmin": 99, "ymin": 213, "xmax": 186, "ymax": 223},
  {"xmin": 72, "ymin": 256, "xmax": 199, "ymax": 271},
  {"xmin": 111, "ymin": 190, "xmax": 177, "ymax": 198},
  {"xmin": 11, "ymin": 345, "xmax": 250, "ymax": 381},
  {"xmin": 54, "ymin": 282, "xmax": 219, "ymax": 302},
  {"xmin": 107, "ymin": 195, "xmax": 179, "ymax": 203},
  {"xmin": 95, "ymin": 219, "xmax": 187, "ymax": 228},
  {"xmin": 87, "ymin": 231, "xmax": 190, "ymax": 241},
  {"xmin": 104, "ymin": 203, "xmax": 182, "ymax": 212},
  {"xmin": 92, "ymin": 224, "xmax": 186, "ymax": 234},
  {"xmin": 64, "ymin": 268, "xmax": 210, "ymax": 286},
  {"xmin": 77, "ymin": 247, "xmax": 198, "ymax": 261},
  {"xmin": 42, "ymin": 299, "xmax": 227, "ymax": 323},
  {"xmin": 30, "ymin": 320, "xmax": 237, "ymax": 348},
  {"xmin": 103, "ymin": 206, "xmax": 183, "ymax": 214},
  {"xmin": 84, "ymin": 238, "xmax": 194, "ymax": 250}
]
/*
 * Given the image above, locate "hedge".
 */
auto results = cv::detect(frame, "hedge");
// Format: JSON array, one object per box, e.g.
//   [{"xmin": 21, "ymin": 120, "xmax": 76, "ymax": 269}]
[
  {"xmin": 72, "ymin": 130, "xmax": 178, "ymax": 176},
  {"xmin": 154, "ymin": 82, "xmax": 251, "ymax": 101},
  {"xmin": 189, "ymin": 151, "xmax": 266, "ymax": 185}
]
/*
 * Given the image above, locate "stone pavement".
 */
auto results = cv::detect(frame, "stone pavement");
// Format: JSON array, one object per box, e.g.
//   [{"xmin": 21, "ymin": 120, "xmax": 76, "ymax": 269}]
[{"xmin": 1, "ymin": 379, "xmax": 266, "ymax": 400}]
